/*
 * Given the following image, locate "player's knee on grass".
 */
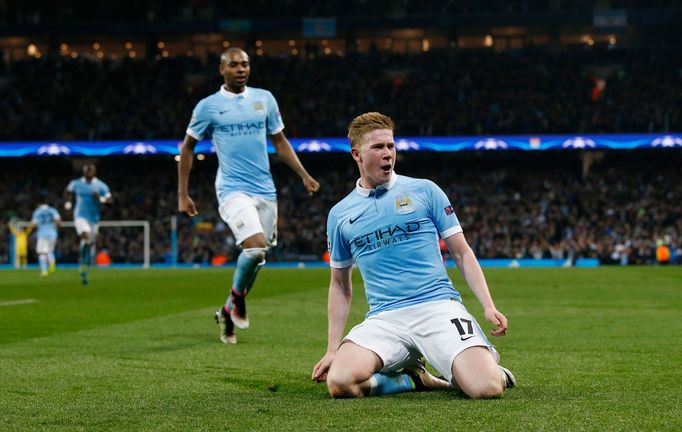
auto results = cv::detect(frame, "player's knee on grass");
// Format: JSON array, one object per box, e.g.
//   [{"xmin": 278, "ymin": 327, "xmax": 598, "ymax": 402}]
[
  {"xmin": 460, "ymin": 374, "xmax": 504, "ymax": 399},
  {"xmin": 326, "ymin": 357, "xmax": 374, "ymax": 398},
  {"xmin": 326, "ymin": 368, "xmax": 364, "ymax": 398}
]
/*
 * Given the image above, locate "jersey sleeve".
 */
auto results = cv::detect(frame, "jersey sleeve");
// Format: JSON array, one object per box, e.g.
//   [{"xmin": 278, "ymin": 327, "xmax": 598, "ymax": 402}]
[
  {"xmin": 266, "ymin": 91, "xmax": 284, "ymax": 135},
  {"xmin": 30, "ymin": 210, "xmax": 38, "ymax": 224},
  {"xmin": 326, "ymin": 208, "xmax": 353, "ymax": 268},
  {"xmin": 426, "ymin": 180, "xmax": 462, "ymax": 239},
  {"xmin": 66, "ymin": 180, "xmax": 76, "ymax": 192},
  {"xmin": 52, "ymin": 208, "xmax": 61, "ymax": 221},
  {"xmin": 186, "ymin": 99, "xmax": 212, "ymax": 140}
]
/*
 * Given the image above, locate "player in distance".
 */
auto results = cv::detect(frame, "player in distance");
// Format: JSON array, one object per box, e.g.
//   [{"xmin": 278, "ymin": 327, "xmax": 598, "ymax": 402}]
[
  {"xmin": 30, "ymin": 203, "xmax": 61, "ymax": 276},
  {"xmin": 64, "ymin": 164, "xmax": 112, "ymax": 285}
]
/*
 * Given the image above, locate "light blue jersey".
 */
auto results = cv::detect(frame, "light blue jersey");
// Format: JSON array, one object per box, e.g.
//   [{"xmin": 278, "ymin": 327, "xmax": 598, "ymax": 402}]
[
  {"xmin": 327, "ymin": 173, "xmax": 464, "ymax": 317},
  {"xmin": 67, "ymin": 177, "xmax": 111, "ymax": 223},
  {"xmin": 186, "ymin": 86, "xmax": 284, "ymax": 202},
  {"xmin": 31, "ymin": 205, "xmax": 60, "ymax": 240}
]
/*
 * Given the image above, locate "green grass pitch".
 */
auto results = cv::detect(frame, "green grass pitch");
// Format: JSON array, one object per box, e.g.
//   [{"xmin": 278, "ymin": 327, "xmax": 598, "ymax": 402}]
[{"xmin": 1, "ymin": 266, "xmax": 681, "ymax": 431}]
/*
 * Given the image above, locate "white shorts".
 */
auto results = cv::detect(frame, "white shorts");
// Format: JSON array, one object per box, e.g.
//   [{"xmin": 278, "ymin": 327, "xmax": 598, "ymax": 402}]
[
  {"xmin": 36, "ymin": 237, "xmax": 56, "ymax": 254},
  {"xmin": 218, "ymin": 192, "xmax": 277, "ymax": 247},
  {"xmin": 344, "ymin": 299, "xmax": 499, "ymax": 382},
  {"xmin": 74, "ymin": 218, "xmax": 99, "ymax": 237}
]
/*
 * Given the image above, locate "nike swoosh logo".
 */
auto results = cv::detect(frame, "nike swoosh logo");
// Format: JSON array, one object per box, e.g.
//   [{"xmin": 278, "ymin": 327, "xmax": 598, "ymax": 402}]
[
  {"xmin": 219, "ymin": 110, "xmax": 230, "ymax": 115},
  {"xmin": 349, "ymin": 215, "xmax": 362, "ymax": 224},
  {"xmin": 460, "ymin": 335, "xmax": 475, "ymax": 341}
]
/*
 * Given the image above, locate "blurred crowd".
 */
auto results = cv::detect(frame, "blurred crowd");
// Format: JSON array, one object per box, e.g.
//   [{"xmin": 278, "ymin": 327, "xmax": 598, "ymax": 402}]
[
  {"xmin": 2, "ymin": 47, "xmax": 681, "ymax": 141},
  {"xmin": 1, "ymin": 150, "xmax": 680, "ymax": 266}
]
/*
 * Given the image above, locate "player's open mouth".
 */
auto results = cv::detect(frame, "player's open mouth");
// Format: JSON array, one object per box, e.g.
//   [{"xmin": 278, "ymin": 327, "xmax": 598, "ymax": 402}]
[{"xmin": 380, "ymin": 164, "xmax": 392, "ymax": 174}]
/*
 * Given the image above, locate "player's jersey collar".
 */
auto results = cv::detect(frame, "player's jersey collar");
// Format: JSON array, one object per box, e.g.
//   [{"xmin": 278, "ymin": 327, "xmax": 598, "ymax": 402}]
[
  {"xmin": 355, "ymin": 172, "xmax": 398, "ymax": 197},
  {"xmin": 220, "ymin": 85, "xmax": 249, "ymax": 99}
]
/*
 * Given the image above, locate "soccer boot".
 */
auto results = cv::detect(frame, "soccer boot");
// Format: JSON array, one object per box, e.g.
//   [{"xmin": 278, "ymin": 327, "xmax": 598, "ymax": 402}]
[
  {"xmin": 499, "ymin": 366, "xmax": 516, "ymax": 389},
  {"xmin": 80, "ymin": 271, "xmax": 88, "ymax": 286},
  {"xmin": 49, "ymin": 262, "xmax": 56, "ymax": 274},
  {"xmin": 215, "ymin": 307, "xmax": 237, "ymax": 344},
  {"xmin": 404, "ymin": 359, "xmax": 453, "ymax": 391},
  {"xmin": 229, "ymin": 294, "xmax": 249, "ymax": 330}
]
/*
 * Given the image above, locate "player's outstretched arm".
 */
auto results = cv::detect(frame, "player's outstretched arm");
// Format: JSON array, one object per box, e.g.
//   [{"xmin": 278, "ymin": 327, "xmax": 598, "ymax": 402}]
[
  {"xmin": 444, "ymin": 232, "xmax": 508, "ymax": 337},
  {"xmin": 312, "ymin": 266, "xmax": 353, "ymax": 382},
  {"xmin": 177, "ymin": 135, "xmax": 199, "ymax": 216},
  {"xmin": 270, "ymin": 132, "xmax": 320, "ymax": 196}
]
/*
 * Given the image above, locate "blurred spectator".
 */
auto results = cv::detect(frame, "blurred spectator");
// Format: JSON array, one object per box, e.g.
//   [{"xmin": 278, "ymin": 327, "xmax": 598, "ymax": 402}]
[
  {"xmin": 95, "ymin": 249, "xmax": 112, "ymax": 266},
  {"xmin": 655, "ymin": 239, "xmax": 671, "ymax": 265}
]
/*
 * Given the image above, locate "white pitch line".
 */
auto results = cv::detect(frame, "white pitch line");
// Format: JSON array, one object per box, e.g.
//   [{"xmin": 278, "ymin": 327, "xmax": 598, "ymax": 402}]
[{"xmin": 0, "ymin": 299, "xmax": 37, "ymax": 307}]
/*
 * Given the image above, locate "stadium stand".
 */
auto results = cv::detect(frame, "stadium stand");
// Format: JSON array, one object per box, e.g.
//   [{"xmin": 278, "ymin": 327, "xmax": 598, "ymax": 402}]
[{"xmin": 2, "ymin": 48, "xmax": 680, "ymax": 141}]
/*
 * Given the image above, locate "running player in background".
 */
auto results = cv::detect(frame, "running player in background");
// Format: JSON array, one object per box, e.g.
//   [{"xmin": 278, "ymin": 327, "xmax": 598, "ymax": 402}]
[
  {"xmin": 30, "ymin": 204, "xmax": 61, "ymax": 276},
  {"xmin": 178, "ymin": 47, "xmax": 320, "ymax": 344},
  {"xmin": 64, "ymin": 164, "xmax": 112, "ymax": 285}
]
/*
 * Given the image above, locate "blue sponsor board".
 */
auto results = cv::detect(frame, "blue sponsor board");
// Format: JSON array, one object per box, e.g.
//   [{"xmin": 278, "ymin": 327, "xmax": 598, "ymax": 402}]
[{"xmin": 1, "ymin": 134, "xmax": 680, "ymax": 157}]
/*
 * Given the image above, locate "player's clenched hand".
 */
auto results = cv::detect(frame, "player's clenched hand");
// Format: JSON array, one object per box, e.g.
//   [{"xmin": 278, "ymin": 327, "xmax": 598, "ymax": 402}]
[
  {"xmin": 178, "ymin": 194, "xmax": 198, "ymax": 217},
  {"xmin": 311, "ymin": 352, "xmax": 335, "ymax": 382},
  {"xmin": 303, "ymin": 175, "xmax": 320, "ymax": 196},
  {"xmin": 484, "ymin": 307, "xmax": 508, "ymax": 337}
]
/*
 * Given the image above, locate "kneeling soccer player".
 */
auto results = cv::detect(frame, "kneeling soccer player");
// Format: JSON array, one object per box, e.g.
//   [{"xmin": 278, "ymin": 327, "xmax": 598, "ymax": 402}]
[{"xmin": 312, "ymin": 112, "xmax": 515, "ymax": 398}]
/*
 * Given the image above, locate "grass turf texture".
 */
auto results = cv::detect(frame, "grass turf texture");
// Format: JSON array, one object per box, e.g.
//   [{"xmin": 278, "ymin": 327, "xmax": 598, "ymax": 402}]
[{"xmin": 1, "ymin": 267, "xmax": 681, "ymax": 431}]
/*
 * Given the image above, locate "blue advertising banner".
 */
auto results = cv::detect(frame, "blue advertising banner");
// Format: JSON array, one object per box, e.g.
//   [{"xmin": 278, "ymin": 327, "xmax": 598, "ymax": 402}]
[{"xmin": 1, "ymin": 133, "xmax": 681, "ymax": 157}]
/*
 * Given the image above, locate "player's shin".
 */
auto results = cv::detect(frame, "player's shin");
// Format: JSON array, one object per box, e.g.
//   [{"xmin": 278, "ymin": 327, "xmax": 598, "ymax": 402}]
[
  {"xmin": 231, "ymin": 249, "xmax": 265, "ymax": 296},
  {"xmin": 39, "ymin": 254, "xmax": 48, "ymax": 275},
  {"xmin": 48, "ymin": 252, "xmax": 56, "ymax": 273},
  {"xmin": 243, "ymin": 260, "xmax": 265, "ymax": 296},
  {"xmin": 79, "ymin": 240, "xmax": 88, "ymax": 269},
  {"xmin": 89, "ymin": 243, "xmax": 95, "ymax": 268}
]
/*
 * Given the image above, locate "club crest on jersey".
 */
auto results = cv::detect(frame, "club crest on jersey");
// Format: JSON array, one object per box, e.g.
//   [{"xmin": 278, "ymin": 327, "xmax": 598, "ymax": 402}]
[
  {"xmin": 395, "ymin": 195, "xmax": 414, "ymax": 214},
  {"xmin": 253, "ymin": 101, "xmax": 265, "ymax": 115}
]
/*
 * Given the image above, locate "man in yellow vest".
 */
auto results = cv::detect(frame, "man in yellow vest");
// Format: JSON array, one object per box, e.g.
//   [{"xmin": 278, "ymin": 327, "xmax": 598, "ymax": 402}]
[{"xmin": 9, "ymin": 221, "xmax": 32, "ymax": 269}]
